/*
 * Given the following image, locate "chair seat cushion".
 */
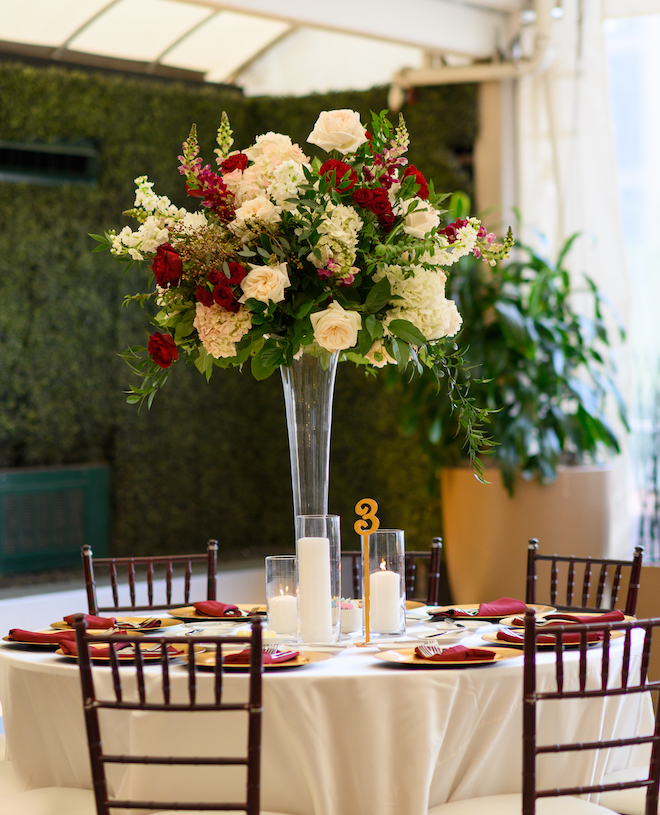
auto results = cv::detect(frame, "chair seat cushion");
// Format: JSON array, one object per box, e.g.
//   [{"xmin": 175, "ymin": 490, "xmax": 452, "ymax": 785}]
[
  {"xmin": 597, "ymin": 766, "xmax": 652, "ymax": 815},
  {"xmin": 428, "ymin": 792, "xmax": 621, "ymax": 815}
]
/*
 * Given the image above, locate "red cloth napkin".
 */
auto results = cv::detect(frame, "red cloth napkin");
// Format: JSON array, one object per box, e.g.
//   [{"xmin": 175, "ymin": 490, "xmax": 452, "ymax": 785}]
[
  {"xmin": 497, "ymin": 629, "xmax": 604, "ymax": 645},
  {"xmin": 58, "ymin": 640, "xmax": 132, "ymax": 657},
  {"xmin": 62, "ymin": 614, "xmax": 117, "ymax": 629},
  {"xmin": 7, "ymin": 629, "xmax": 76, "ymax": 644},
  {"xmin": 414, "ymin": 644, "xmax": 497, "ymax": 662},
  {"xmin": 222, "ymin": 648, "xmax": 299, "ymax": 665},
  {"xmin": 442, "ymin": 598, "xmax": 527, "ymax": 618},
  {"xmin": 510, "ymin": 610, "xmax": 626, "ymax": 627},
  {"xmin": 193, "ymin": 601, "xmax": 242, "ymax": 618}
]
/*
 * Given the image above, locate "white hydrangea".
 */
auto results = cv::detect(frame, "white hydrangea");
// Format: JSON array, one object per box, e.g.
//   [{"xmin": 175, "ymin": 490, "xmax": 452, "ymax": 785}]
[
  {"xmin": 375, "ymin": 264, "xmax": 462, "ymax": 341},
  {"xmin": 269, "ymin": 160, "xmax": 309, "ymax": 210},
  {"xmin": 179, "ymin": 211, "xmax": 208, "ymax": 233},
  {"xmin": 307, "ymin": 202, "xmax": 363, "ymax": 277},
  {"xmin": 110, "ymin": 215, "xmax": 170, "ymax": 260}
]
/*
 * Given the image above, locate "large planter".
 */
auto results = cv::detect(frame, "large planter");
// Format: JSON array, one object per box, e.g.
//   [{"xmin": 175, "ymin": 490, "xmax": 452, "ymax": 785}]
[{"xmin": 441, "ymin": 464, "xmax": 612, "ymax": 603}]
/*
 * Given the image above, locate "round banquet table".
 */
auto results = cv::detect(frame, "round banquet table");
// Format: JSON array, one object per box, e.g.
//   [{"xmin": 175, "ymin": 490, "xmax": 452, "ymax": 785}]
[{"xmin": 0, "ymin": 622, "xmax": 653, "ymax": 815}]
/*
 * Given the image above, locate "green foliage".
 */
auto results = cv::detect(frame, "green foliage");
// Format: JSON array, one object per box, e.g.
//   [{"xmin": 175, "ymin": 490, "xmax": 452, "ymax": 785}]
[
  {"xmin": 0, "ymin": 59, "xmax": 477, "ymax": 559},
  {"xmin": 393, "ymin": 228, "xmax": 628, "ymax": 495}
]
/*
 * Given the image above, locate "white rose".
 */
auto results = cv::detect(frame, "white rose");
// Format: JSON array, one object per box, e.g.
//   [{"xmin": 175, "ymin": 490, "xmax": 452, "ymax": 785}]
[
  {"xmin": 402, "ymin": 199, "xmax": 440, "ymax": 239},
  {"xmin": 307, "ymin": 110, "xmax": 368, "ymax": 155},
  {"xmin": 310, "ymin": 301, "xmax": 362, "ymax": 351},
  {"xmin": 245, "ymin": 132, "xmax": 307, "ymax": 166},
  {"xmin": 231, "ymin": 196, "xmax": 281, "ymax": 231},
  {"xmin": 239, "ymin": 262, "xmax": 290, "ymax": 304}
]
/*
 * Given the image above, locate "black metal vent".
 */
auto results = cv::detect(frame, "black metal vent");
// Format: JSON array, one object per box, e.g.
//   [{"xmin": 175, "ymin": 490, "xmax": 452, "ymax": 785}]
[{"xmin": 0, "ymin": 140, "xmax": 97, "ymax": 185}]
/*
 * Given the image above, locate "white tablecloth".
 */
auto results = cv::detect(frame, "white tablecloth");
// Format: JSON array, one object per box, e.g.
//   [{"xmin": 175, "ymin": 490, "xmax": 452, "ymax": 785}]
[{"xmin": 0, "ymin": 624, "xmax": 653, "ymax": 815}]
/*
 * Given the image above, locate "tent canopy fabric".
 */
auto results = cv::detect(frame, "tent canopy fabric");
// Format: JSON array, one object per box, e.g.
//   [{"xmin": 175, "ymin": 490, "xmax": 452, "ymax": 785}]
[{"xmin": 0, "ymin": 0, "xmax": 519, "ymax": 96}]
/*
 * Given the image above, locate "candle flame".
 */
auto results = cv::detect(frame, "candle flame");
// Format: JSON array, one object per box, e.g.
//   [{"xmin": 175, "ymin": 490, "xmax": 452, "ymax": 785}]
[{"xmin": 379, "ymin": 559, "xmax": 387, "ymax": 571}]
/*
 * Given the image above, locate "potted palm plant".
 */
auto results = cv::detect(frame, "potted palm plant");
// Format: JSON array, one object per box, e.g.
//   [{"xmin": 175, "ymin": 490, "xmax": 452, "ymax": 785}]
[{"xmin": 394, "ymin": 211, "xmax": 629, "ymax": 601}]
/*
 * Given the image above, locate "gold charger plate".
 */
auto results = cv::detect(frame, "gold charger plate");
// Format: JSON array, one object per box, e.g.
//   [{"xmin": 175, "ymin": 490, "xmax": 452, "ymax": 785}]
[
  {"xmin": 51, "ymin": 617, "xmax": 180, "ymax": 632},
  {"xmin": 374, "ymin": 646, "xmax": 521, "ymax": 668},
  {"xmin": 428, "ymin": 603, "xmax": 555, "ymax": 620},
  {"xmin": 167, "ymin": 606, "xmax": 251, "ymax": 621},
  {"xmin": 2, "ymin": 629, "xmax": 137, "ymax": 648},
  {"xmin": 405, "ymin": 601, "xmax": 425, "ymax": 610},
  {"xmin": 481, "ymin": 630, "xmax": 627, "ymax": 649},
  {"xmin": 187, "ymin": 649, "xmax": 333, "ymax": 672},
  {"xmin": 499, "ymin": 612, "xmax": 636, "ymax": 628},
  {"xmin": 55, "ymin": 643, "xmax": 205, "ymax": 662}
]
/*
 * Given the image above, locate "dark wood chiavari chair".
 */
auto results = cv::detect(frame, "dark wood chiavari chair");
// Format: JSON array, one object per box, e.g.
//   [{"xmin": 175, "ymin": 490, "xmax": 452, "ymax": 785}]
[
  {"xmin": 428, "ymin": 611, "xmax": 660, "ymax": 814},
  {"xmin": 343, "ymin": 537, "xmax": 443, "ymax": 604},
  {"xmin": 526, "ymin": 539, "xmax": 644, "ymax": 616},
  {"xmin": 82, "ymin": 540, "xmax": 218, "ymax": 615}
]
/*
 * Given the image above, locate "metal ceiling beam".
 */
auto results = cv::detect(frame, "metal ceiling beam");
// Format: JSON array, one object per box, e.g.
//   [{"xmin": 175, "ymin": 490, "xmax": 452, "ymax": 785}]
[{"xmin": 174, "ymin": 0, "xmax": 513, "ymax": 58}]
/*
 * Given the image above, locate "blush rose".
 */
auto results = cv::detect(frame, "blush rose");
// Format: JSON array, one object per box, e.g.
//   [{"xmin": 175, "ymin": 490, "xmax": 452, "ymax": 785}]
[
  {"xmin": 239, "ymin": 262, "xmax": 291, "ymax": 304},
  {"xmin": 310, "ymin": 301, "xmax": 362, "ymax": 352}
]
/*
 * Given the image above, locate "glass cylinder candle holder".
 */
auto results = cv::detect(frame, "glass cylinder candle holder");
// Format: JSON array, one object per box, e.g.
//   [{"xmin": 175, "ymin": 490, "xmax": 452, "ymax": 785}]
[
  {"xmin": 265, "ymin": 555, "xmax": 297, "ymax": 637},
  {"xmin": 295, "ymin": 515, "xmax": 341, "ymax": 644},
  {"xmin": 363, "ymin": 529, "xmax": 405, "ymax": 639}
]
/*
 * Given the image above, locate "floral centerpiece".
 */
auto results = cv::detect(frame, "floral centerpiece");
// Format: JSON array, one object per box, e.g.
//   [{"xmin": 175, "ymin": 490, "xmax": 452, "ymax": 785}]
[{"xmin": 93, "ymin": 108, "xmax": 512, "ymax": 468}]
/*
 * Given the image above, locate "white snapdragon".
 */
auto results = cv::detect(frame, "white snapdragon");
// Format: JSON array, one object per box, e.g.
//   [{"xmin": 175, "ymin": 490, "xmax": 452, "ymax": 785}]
[
  {"xmin": 133, "ymin": 176, "xmax": 185, "ymax": 222},
  {"xmin": 110, "ymin": 216, "xmax": 170, "ymax": 260},
  {"xmin": 307, "ymin": 202, "xmax": 363, "ymax": 277}
]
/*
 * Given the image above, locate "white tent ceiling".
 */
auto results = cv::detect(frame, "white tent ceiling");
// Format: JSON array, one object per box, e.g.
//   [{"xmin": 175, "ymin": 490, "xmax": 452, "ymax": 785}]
[
  {"xmin": 0, "ymin": 0, "xmax": 520, "ymax": 96},
  {"xmin": 0, "ymin": 0, "xmax": 659, "ymax": 96}
]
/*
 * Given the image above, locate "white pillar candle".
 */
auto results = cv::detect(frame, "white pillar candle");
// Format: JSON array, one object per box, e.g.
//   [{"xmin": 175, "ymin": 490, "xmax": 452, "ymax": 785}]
[
  {"xmin": 268, "ymin": 593, "xmax": 298, "ymax": 635},
  {"xmin": 297, "ymin": 536, "xmax": 332, "ymax": 642},
  {"xmin": 369, "ymin": 566, "xmax": 401, "ymax": 633}
]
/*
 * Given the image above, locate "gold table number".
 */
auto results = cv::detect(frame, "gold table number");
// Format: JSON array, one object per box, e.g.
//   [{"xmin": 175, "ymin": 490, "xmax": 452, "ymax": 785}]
[{"xmin": 354, "ymin": 499, "xmax": 380, "ymax": 644}]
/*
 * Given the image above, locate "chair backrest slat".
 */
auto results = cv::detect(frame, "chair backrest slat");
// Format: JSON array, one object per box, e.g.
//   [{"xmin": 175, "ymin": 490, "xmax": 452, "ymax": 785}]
[
  {"xmin": 147, "ymin": 562, "xmax": 154, "ymax": 607},
  {"xmin": 72, "ymin": 614, "xmax": 263, "ymax": 815},
  {"xmin": 566, "ymin": 559, "xmax": 576, "ymax": 607},
  {"xmin": 522, "ymin": 610, "xmax": 660, "ymax": 814},
  {"xmin": 81, "ymin": 541, "xmax": 219, "ymax": 614},
  {"xmin": 580, "ymin": 563, "xmax": 592, "ymax": 608},
  {"xmin": 526, "ymin": 540, "xmax": 644, "ymax": 615},
  {"xmin": 596, "ymin": 563, "xmax": 608, "ymax": 607}
]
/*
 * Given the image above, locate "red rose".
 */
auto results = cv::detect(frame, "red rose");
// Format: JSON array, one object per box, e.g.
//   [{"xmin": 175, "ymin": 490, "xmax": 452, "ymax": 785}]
[
  {"xmin": 319, "ymin": 159, "xmax": 357, "ymax": 192},
  {"xmin": 148, "ymin": 333, "xmax": 179, "ymax": 368},
  {"xmin": 195, "ymin": 285, "xmax": 214, "ymax": 307},
  {"xmin": 213, "ymin": 283, "xmax": 240, "ymax": 313},
  {"xmin": 208, "ymin": 268, "xmax": 222, "ymax": 286},
  {"xmin": 221, "ymin": 154, "xmax": 249, "ymax": 173},
  {"xmin": 402, "ymin": 165, "xmax": 429, "ymax": 199},
  {"xmin": 226, "ymin": 262, "xmax": 247, "ymax": 284},
  {"xmin": 152, "ymin": 243, "xmax": 183, "ymax": 287},
  {"xmin": 369, "ymin": 188, "xmax": 393, "ymax": 217},
  {"xmin": 352, "ymin": 188, "xmax": 374, "ymax": 208},
  {"xmin": 378, "ymin": 212, "xmax": 396, "ymax": 233}
]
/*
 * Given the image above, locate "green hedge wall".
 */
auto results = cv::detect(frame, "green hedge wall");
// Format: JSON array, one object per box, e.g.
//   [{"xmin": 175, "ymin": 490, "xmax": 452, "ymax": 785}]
[{"xmin": 0, "ymin": 60, "xmax": 477, "ymax": 564}]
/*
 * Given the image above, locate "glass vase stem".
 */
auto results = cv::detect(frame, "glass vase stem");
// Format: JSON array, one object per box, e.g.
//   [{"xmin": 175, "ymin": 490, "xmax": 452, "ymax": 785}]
[{"xmin": 281, "ymin": 350, "xmax": 339, "ymax": 521}]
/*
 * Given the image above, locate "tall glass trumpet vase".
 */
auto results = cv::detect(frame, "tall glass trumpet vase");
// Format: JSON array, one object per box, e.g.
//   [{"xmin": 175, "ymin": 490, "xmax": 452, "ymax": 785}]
[
  {"xmin": 295, "ymin": 514, "xmax": 341, "ymax": 644},
  {"xmin": 281, "ymin": 348, "xmax": 339, "ymax": 519}
]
